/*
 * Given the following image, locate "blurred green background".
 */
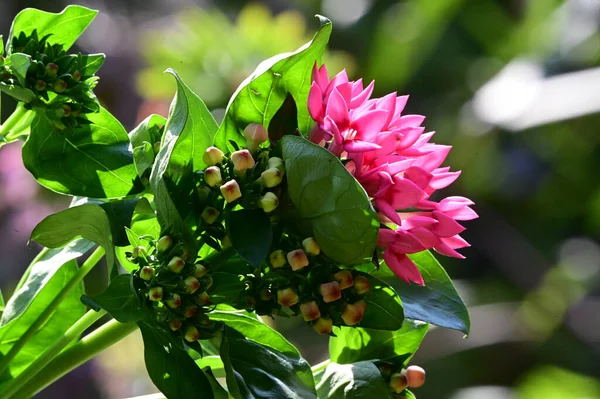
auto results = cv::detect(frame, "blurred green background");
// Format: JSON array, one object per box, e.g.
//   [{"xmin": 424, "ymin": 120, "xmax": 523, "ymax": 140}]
[{"xmin": 1, "ymin": 0, "xmax": 600, "ymax": 398}]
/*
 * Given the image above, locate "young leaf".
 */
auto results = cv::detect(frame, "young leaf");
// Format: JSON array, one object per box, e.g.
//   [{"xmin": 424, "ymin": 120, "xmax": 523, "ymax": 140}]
[
  {"xmin": 30, "ymin": 204, "xmax": 116, "ymax": 273},
  {"xmin": 354, "ymin": 273, "xmax": 404, "ymax": 331},
  {"xmin": 228, "ymin": 208, "xmax": 273, "ymax": 267},
  {"xmin": 209, "ymin": 272, "xmax": 244, "ymax": 305},
  {"xmin": 138, "ymin": 321, "xmax": 214, "ymax": 399},
  {"xmin": 220, "ymin": 325, "xmax": 317, "ymax": 399},
  {"xmin": 378, "ymin": 251, "xmax": 470, "ymax": 334},
  {"xmin": 84, "ymin": 274, "xmax": 146, "ymax": 323},
  {"xmin": 315, "ymin": 361, "xmax": 390, "ymax": 399},
  {"xmin": 7, "ymin": 53, "xmax": 30, "ymax": 86},
  {"xmin": 22, "ymin": 107, "xmax": 144, "ymax": 199},
  {"xmin": 214, "ymin": 16, "xmax": 332, "ymax": 152},
  {"xmin": 7, "ymin": 5, "xmax": 97, "ymax": 53},
  {"xmin": 129, "ymin": 114, "xmax": 165, "ymax": 177},
  {"xmin": 329, "ymin": 320, "xmax": 429, "ymax": 364},
  {"xmin": 78, "ymin": 53, "xmax": 106, "ymax": 76},
  {"xmin": 281, "ymin": 135, "xmax": 379, "ymax": 265},
  {"xmin": 116, "ymin": 200, "xmax": 161, "ymax": 273},
  {"xmin": 0, "ymin": 84, "xmax": 36, "ymax": 103}
]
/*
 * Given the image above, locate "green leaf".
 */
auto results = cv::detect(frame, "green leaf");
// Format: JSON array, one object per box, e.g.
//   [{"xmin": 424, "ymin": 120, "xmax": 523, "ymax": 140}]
[
  {"xmin": 354, "ymin": 273, "xmax": 404, "ymax": 331},
  {"xmin": 84, "ymin": 274, "xmax": 146, "ymax": 322},
  {"xmin": 7, "ymin": 53, "xmax": 30, "ymax": 86},
  {"xmin": 209, "ymin": 272, "xmax": 244, "ymax": 305},
  {"xmin": 129, "ymin": 114, "xmax": 165, "ymax": 177},
  {"xmin": 228, "ymin": 208, "xmax": 273, "ymax": 267},
  {"xmin": 315, "ymin": 361, "xmax": 391, "ymax": 399},
  {"xmin": 0, "ymin": 291, "xmax": 4, "ymax": 313},
  {"xmin": 267, "ymin": 93, "xmax": 298, "ymax": 144},
  {"xmin": 0, "ymin": 83, "xmax": 35, "ymax": 103},
  {"xmin": 281, "ymin": 135, "xmax": 379, "ymax": 265},
  {"xmin": 0, "ymin": 241, "xmax": 91, "ymax": 382},
  {"xmin": 22, "ymin": 107, "xmax": 144, "ymax": 198},
  {"xmin": 220, "ymin": 325, "xmax": 317, "ymax": 399},
  {"xmin": 138, "ymin": 321, "xmax": 214, "ymax": 399},
  {"xmin": 30, "ymin": 204, "xmax": 115, "ymax": 274},
  {"xmin": 79, "ymin": 53, "xmax": 105, "ymax": 76},
  {"xmin": 214, "ymin": 16, "xmax": 332, "ymax": 152},
  {"xmin": 384, "ymin": 251, "xmax": 470, "ymax": 334},
  {"xmin": 329, "ymin": 320, "xmax": 429, "ymax": 364},
  {"xmin": 7, "ymin": 5, "xmax": 97, "ymax": 53}
]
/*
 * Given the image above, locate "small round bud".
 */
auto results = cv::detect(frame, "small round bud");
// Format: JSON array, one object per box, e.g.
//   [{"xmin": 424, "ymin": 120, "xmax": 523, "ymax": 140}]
[
  {"xmin": 406, "ymin": 365, "xmax": 426, "ymax": 388},
  {"xmin": 153, "ymin": 141, "xmax": 161, "ymax": 155},
  {"xmin": 196, "ymin": 186, "xmax": 211, "ymax": 203},
  {"xmin": 184, "ymin": 326, "xmax": 201, "ymax": 342},
  {"xmin": 201, "ymin": 206, "xmax": 220, "ymax": 224},
  {"xmin": 287, "ymin": 249, "xmax": 309, "ymax": 271},
  {"xmin": 243, "ymin": 123, "xmax": 268, "ymax": 152},
  {"xmin": 300, "ymin": 301, "xmax": 321, "ymax": 321},
  {"xmin": 204, "ymin": 166, "xmax": 223, "ymax": 187},
  {"xmin": 184, "ymin": 276, "xmax": 200, "ymax": 294},
  {"xmin": 389, "ymin": 372, "xmax": 408, "ymax": 393},
  {"xmin": 231, "ymin": 150, "xmax": 255, "ymax": 173},
  {"xmin": 196, "ymin": 291, "xmax": 210, "ymax": 306},
  {"xmin": 259, "ymin": 288, "xmax": 272, "ymax": 301},
  {"xmin": 167, "ymin": 256, "xmax": 185, "ymax": 273},
  {"xmin": 140, "ymin": 266, "xmax": 155, "ymax": 281},
  {"xmin": 302, "ymin": 237, "xmax": 320, "ymax": 256},
  {"xmin": 267, "ymin": 157, "xmax": 285, "ymax": 174},
  {"xmin": 45, "ymin": 63, "xmax": 58, "ymax": 77},
  {"xmin": 132, "ymin": 246, "xmax": 147, "ymax": 259},
  {"xmin": 169, "ymin": 319, "xmax": 183, "ymax": 331},
  {"xmin": 52, "ymin": 79, "xmax": 67, "ymax": 93},
  {"xmin": 221, "ymin": 235, "xmax": 231, "ymax": 247},
  {"xmin": 203, "ymin": 146, "xmax": 225, "ymax": 166},
  {"xmin": 333, "ymin": 270, "xmax": 353, "ymax": 290},
  {"xmin": 313, "ymin": 317, "xmax": 333, "ymax": 335},
  {"xmin": 34, "ymin": 80, "xmax": 46, "ymax": 91},
  {"xmin": 277, "ymin": 287, "xmax": 299, "ymax": 308},
  {"xmin": 270, "ymin": 250, "xmax": 287, "ymax": 268},
  {"xmin": 180, "ymin": 251, "xmax": 190, "ymax": 261},
  {"xmin": 341, "ymin": 300, "xmax": 366, "ymax": 326},
  {"xmin": 72, "ymin": 70, "xmax": 82, "ymax": 81},
  {"xmin": 183, "ymin": 305, "xmax": 197, "ymax": 318},
  {"xmin": 261, "ymin": 168, "xmax": 283, "ymax": 188},
  {"xmin": 246, "ymin": 296, "xmax": 257, "ymax": 308},
  {"xmin": 259, "ymin": 192, "xmax": 279, "ymax": 213},
  {"xmin": 204, "ymin": 276, "xmax": 214, "ymax": 290},
  {"xmin": 320, "ymin": 281, "xmax": 341, "ymax": 303},
  {"xmin": 220, "ymin": 180, "xmax": 242, "ymax": 203},
  {"xmin": 354, "ymin": 275, "xmax": 370, "ymax": 295},
  {"xmin": 156, "ymin": 236, "xmax": 173, "ymax": 252},
  {"xmin": 149, "ymin": 286, "xmax": 163, "ymax": 301},
  {"xmin": 194, "ymin": 264, "xmax": 207, "ymax": 278},
  {"xmin": 165, "ymin": 293, "xmax": 182, "ymax": 309}
]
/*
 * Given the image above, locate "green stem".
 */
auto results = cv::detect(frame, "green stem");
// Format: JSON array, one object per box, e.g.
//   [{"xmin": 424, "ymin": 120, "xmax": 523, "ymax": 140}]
[
  {"xmin": 0, "ymin": 246, "xmax": 105, "ymax": 376},
  {"xmin": 17, "ymin": 319, "xmax": 139, "ymax": 398},
  {"xmin": 311, "ymin": 359, "xmax": 331, "ymax": 374},
  {"xmin": 1, "ymin": 309, "xmax": 107, "ymax": 399},
  {"xmin": 0, "ymin": 104, "xmax": 29, "ymax": 141}
]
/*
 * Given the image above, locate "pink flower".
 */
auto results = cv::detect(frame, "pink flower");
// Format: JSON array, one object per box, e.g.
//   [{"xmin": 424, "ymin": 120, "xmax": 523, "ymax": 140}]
[{"xmin": 307, "ymin": 63, "xmax": 478, "ymax": 285}]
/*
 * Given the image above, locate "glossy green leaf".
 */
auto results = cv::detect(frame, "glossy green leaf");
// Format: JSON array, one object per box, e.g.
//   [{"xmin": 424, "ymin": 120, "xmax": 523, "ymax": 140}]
[
  {"xmin": 329, "ymin": 320, "xmax": 429, "ymax": 364},
  {"xmin": 281, "ymin": 135, "xmax": 379, "ymax": 265},
  {"xmin": 22, "ymin": 107, "xmax": 144, "ymax": 198},
  {"xmin": 7, "ymin": 5, "xmax": 97, "ymax": 53},
  {"xmin": 354, "ymin": 273, "xmax": 404, "ymax": 331},
  {"xmin": 129, "ymin": 114, "xmax": 165, "ymax": 177},
  {"xmin": 7, "ymin": 53, "xmax": 30, "ymax": 86},
  {"xmin": 138, "ymin": 321, "xmax": 214, "ymax": 399},
  {"xmin": 315, "ymin": 361, "xmax": 390, "ymax": 399},
  {"xmin": 0, "ymin": 83, "xmax": 35, "ymax": 103},
  {"xmin": 79, "ymin": 53, "xmax": 105, "ymax": 76},
  {"xmin": 379, "ymin": 251, "xmax": 470, "ymax": 334},
  {"xmin": 228, "ymin": 208, "xmax": 273, "ymax": 267},
  {"xmin": 84, "ymin": 274, "xmax": 146, "ymax": 323},
  {"xmin": 214, "ymin": 16, "xmax": 332, "ymax": 152},
  {"xmin": 209, "ymin": 272, "xmax": 244, "ymax": 305},
  {"xmin": 0, "ymin": 242, "xmax": 90, "ymax": 383},
  {"xmin": 220, "ymin": 325, "xmax": 317, "ymax": 399},
  {"xmin": 30, "ymin": 204, "xmax": 115, "ymax": 273}
]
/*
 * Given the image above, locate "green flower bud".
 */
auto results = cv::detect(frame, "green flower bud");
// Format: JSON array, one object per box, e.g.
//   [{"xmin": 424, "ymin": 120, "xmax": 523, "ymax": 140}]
[
  {"xmin": 220, "ymin": 180, "xmax": 242, "ymax": 203},
  {"xmin": 52, "ymin": 79, "xmax": 67, "ymax": 93},
  {"xmin": 221, "ymin": 235, "xmax": 231, "ymax": 247},
  {"xmin": 259, "ymin": 288, "xmax": 272, "ymax": 301},
  {"xmin": 72, "ymin": 70, "xmax": 82, "ymax": 81},
  {"xmin": 202, "ymin": 146, "xmax": 224, "ymax": 166},
  {"xmin": 354, "ymin": 275, "xmax": 370, "ymax": 295},
  {"xmin": 169, "ymin": 319, "xmax": 183, "ymax": 331},
  {"xmin": 320, "ymin": 281, "xmax": 341, "ymax": 303},
  {"xmin": 196, "ymin": 291, "xmax": 210, "ymax": 306},
  {"xmin": 132, "ymin": 246, "xmax": 147, "ymax": 259},
  {"xmin": 156, "ymin": 236, "xmax": 173, "ymax": 252},
  {"xmin": 140, "ymin": 266, "xmax": 155, "ymax": 281},
  {"xmin": 204, "ymin": 166, "xmax": 223, "ymax": 187},
  {"xmin": 286, "ymin": 249, "xmax": 309, "ymax": 271},
  {"xmin": 243, "ymin": 123, "xmax": 268, "ymax": 152},
  {"xmin": 300, "ymin": 301, "xmax": 321, "ymax": 321},
  {"xmin": 196, "ymin": 186, "xmax": 211, "ymax": 203},
  {"xmin": 184, "ymin": 326, "xmax": 201, "ymax": 342},
  {"xmin": 165, "ymin": 293, "xmax": 182, "ymax": 309},
  {"xmin": 45, "ymin": 63, "xmax": 58, "ymax": 77},
  {"xmin": 261, "ymin": 168, "xmax": 283, "ymax": 188},
  {"xmin": 269, "ymin": 250, "xmax": 286, "ymax": 268},
  {"xmin": 302, "ymin": 237, "xmax": 320, "ymax": 256},
  {"xmin": 333, "ymin": 270, "xmax": 353, "ymax": 290},
  {"xmin": 183, "ymin": 305, "xmax": 197, "ymax": 318},
  {"xmin": 259, "ymin": 192, "xmax": 279, "ymax": 213},
  {"xmin": 231, "ymin": 150, "xmax": 255, "ymax": 173},
  {"xmin": 167, "ymin": 256, "xmax": 185, "ymax": 273},
  {"xmin": 193, "ymin": 264, "xmax": 207, "ymax": 278},
  {"xmin": 201, "ymin": 206, "xmax": 220, "ymax": 224},
  {"xmin": 389, "ymin": 372, "xmax": 408, "ymax": 393},
  {"xmin": 341, "ymin": 300, "xmax": 366, "ymax": 326},
  {"xmin": 184, "ymin": 276, "xmax": 200, "ymax": 294},
  {"xmin": 277, "ymin": 287, "xmax": 299, "ymax": 308},
  {"xmin": 267, "ymin": 157, "xmax": 285, "ymax": 174},
  {"xmin": 313, "ymin": 317, "xmax": 333, "ymax": 335},
  {"xmin": 34, "ymin": 80, "xmax": 46, "ymax": 91},
  {"xmin": 153, "ymin": 141, "xmax": 161, "ymax": 154},
  {"xmin": 148, "ymin": 286, "xmax": 163, "ymax": 301}
]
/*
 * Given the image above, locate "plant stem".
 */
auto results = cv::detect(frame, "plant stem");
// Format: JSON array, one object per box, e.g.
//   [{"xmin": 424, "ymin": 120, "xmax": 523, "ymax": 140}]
[
  {"xmin": 17, "ymin": 319, "xmax": 139, "ymax": 398},
  {"xmin": 0, "ymin": 104, "xmax": 30, "ymax": 141},
  {"xmin": 1, "ymin": 309, "xmax": 107, "ymax": 399},
  {"xmin": 311, "ymin": 359, "xmax": 331, "ymax": 374},
  {"xmin": 0, "ymin": 246, "xmax": 105, "ymax": 376}
]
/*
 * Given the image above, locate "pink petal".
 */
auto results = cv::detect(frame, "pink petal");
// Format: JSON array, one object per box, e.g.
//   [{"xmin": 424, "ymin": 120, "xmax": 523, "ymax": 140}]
[
  {"xmin": 414, "ymin": 145, "xmax": 451, "ymax": 171},
  {"xmin": 372, "ymin": 171, "xmax": 394, "ymax": 197},
  {"xmin": 352, "ymin": 109, "xmax": 389, "ymax": 141},
  {"xmin": 375, "ymin": 198, "xmax": 402, "ymax": 225},
  {"xmin": 392, "ymin": 95, "xmax": 409, "ymax": 121},
  {"xmin": 431, "ymin": 211, "xmax": 465, "ymax": 237},
  {"xmin": 394, "ymin": 114, "xmax": 425, "ymax": 129},
  {"xmin": 429, "ymin": 170, "xmax": 461, "ymax": 190},
  {"xmin": 344, "ymin": 140, "xmax": 382, "ymax": 153},
  {"xmin": 441, "ymin": 234, "xmax": 470, "ymax": 249},
  {"xmin": 325, "ymin": 69, "xmax": 349, "ymax": 97},
  {"xmin": 312, "ymin": 63, "xmax": 329, "ymax": 90},
  {"xmin": 384, "ymin": 250, "xmax": 424, "ymax": 285},
  {"xmin": 395, "ymin": 127, "xmax": 425, "ymax": 150},
  {"xmin": 390, "ymin": 229, "xmax": 428, "ymax": 254},
  {"xmin": 388, "ymin": 177, "xmax": 427, "ymax": 210},
  {"xmin": 350, "ymin": 80, "xmax": 375, "ymax": 108},
  {"xmin": 404, "ymin": 166, "xmax": 432, "ymax": 190},
  {"xmin": 326, "ymin": 89, "xmax": 350, "ymax": 128},
  {"xmin": 401, "ymin": 215, "xmax": 437, "ymax": 229},
  {"xmin": 376, "ymin": 92, "xmax": 397, "ymax": 126},
  {"xmin": 377, "ymin": 228, "xmax": 397, "ymax": 248},
  {"xmin": 308, "ymin": 82, "xmax": 324, "ymax": 122},
  {"xmin": 409, "ymin": 227, "xmax": 441, "ymax": 248}
]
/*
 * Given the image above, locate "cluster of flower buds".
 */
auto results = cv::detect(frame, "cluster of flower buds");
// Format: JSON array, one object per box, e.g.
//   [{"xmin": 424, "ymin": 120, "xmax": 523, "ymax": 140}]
[
  {"xmin": 241, "ymin": 235, "xmax": 372, "ymax": 335},
  {"xmin": 129, "ymin": 235, "xmax": 217, "ymax": 343},
  {"xmin": 376, "ymin": 362, "xmax": 426, "ymax": 397},
  {"xmin": 0, "ymin": 29, "xmax": 101, "ymax": 130}
]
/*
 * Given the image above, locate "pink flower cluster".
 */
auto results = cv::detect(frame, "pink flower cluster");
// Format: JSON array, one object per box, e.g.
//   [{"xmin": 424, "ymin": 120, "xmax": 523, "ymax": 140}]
[{"xmin": 308, "ymin": 64, "xmax": 477, "ymax": 285}]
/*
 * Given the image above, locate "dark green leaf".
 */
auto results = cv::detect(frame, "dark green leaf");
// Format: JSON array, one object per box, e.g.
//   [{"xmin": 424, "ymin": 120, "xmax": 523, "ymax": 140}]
[
  {"xmin": 220, "ymin": 325, "xmax": 317, "ymax": 399},
  {"xmin": 0, "ymin": 83, "xmax": 35, "ymax": 103},
  {"xmin": 84, "ymin": 274, "xmax": 146, "ymax": 322},
  {"xmin": 355, "ymin": 273, "xmax": 404, "ymax": 331},
  {"xmin": 214, "ymin": 16, "xmax": 332, "ymax": 152},
  {"xmin": 138, "ymin": 321, "xmax": 214, "ymax": 399},
  {"xmin": 22, "ymin": 107, "xmax": 144, "ymax": 198},
  {"xmin": 329, "ymin": 320, "xmax": 429, "ymax": 364},
  {"xmin": 116, "ymin": 199, "xmax": 160, "ymax": 273},
  {"xmin": 228, "ymin": 209, "xmax": 273, "ymax": 267},
  {"xmin": 7, "ymin": 53, "xmax": 30, "ymax": 86},
  {"xmin": 30, "ymin": 204, "xmax": 115, "ymax": 273},
  {"xmin": 316, "ymin": 361, "xmax": 391, "ymax": 399},
  {"xmin": 209, "ymin": 272, "xmax": 244, "ymax": 305},
  {"xmin": 378, "ymin": 251, "xmax": 470, "ymax": 334},
  {"xmin": 268, "ymin": 93, "xmax": 298, "ymax": 144},
  {"xmin": 281, "ymin": 135, "xmax": 379, "ymax": 265},
  {"xmin": 7, "ymin": 5, "xmax": 97, "ymax": 53}
]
